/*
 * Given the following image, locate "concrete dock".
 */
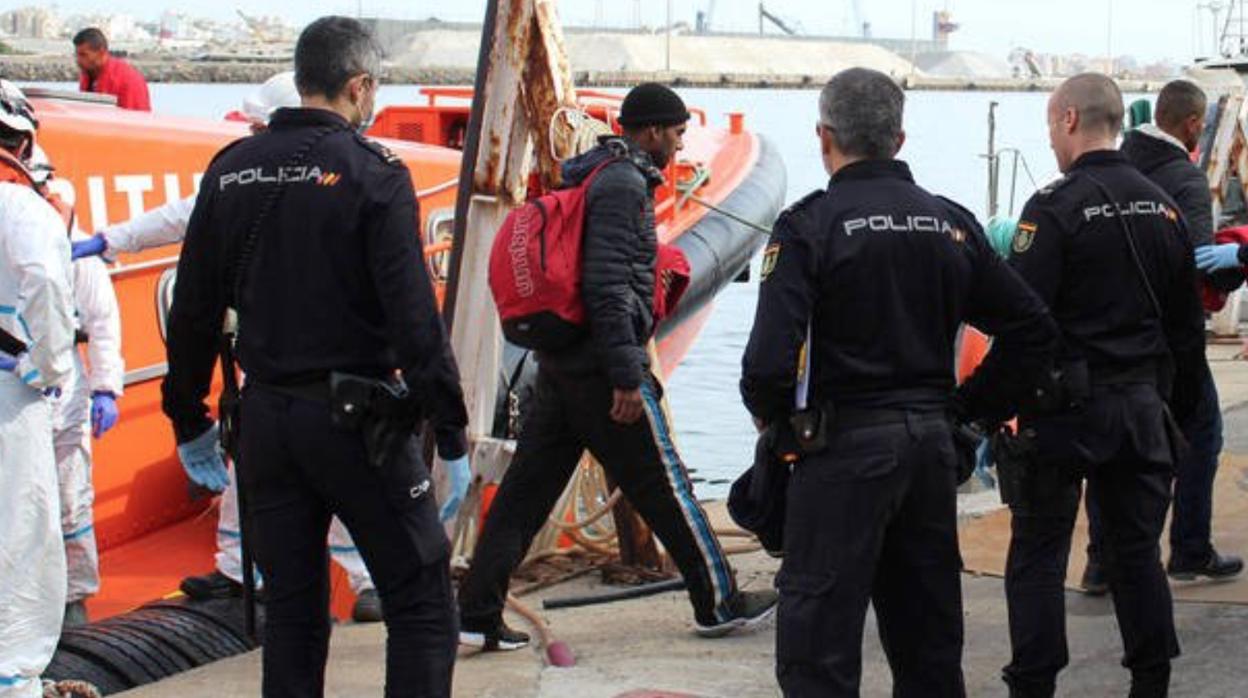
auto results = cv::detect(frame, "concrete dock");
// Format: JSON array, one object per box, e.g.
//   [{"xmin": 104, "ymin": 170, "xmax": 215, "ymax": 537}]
[{"xmin": 117, "ymin": 342, "xmax": 1248, "ymax": 697}]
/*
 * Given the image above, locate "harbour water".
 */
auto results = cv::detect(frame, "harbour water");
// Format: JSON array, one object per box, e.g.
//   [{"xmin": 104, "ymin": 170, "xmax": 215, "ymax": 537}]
[{"xmin": 40, "ymin": 82, "xmax": 1077, "ymax": 495}]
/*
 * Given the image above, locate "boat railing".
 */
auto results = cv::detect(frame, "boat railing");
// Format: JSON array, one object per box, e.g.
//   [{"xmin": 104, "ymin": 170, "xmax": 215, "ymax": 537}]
[
  {"xmin": 982, "ymin": 100, "xmax": 1039, "ymax": 219},
  {"xmin": 24, "ymin": 87, "xmax": 118, "ymax": 106},
  {"xmin": 983, "ymin": 147, "xmax": 1040, "ymax": 218}
]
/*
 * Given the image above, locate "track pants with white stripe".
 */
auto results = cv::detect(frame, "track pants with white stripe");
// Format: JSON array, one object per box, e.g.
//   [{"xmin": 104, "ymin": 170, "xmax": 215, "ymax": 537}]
[{"xmin": 459, "ymin": 366, "xmax": 737, "ymax": 626}]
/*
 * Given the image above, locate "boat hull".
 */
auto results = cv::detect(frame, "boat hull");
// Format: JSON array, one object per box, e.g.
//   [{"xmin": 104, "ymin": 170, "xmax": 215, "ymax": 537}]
[{"xmin": 29, "ymin": 94, "xmax": 782, "ymax": 634}]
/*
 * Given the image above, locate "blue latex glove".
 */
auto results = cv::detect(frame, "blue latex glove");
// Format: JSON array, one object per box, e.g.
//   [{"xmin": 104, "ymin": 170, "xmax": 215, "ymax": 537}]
[
  {"xmin": 0, "ymin": 351, "xmax": 54, "ymax": 395},
  {"xmin": 91, "ymin": 391, "xmax": 119, "ymax": 438},
  {"xmin": 1194, "ymin": 243, "xmax": 1242, "ymax": 272},
  {"xmin": 71, "ymin": 233, "xmax": 108, "ymax": 260},
  {"xmin": 176, "ymin": 423, "xmax": 230, "ymax": 493},
  {"xmin": 439, "ymin": 455, "xmax": 472, "ymax": 523}
]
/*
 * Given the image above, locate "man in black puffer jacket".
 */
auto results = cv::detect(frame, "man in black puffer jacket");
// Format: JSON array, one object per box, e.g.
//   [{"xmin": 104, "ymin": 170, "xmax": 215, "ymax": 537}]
[
  {"xmin": 1081, "ymin": 79, "xmax": 1244, "ymax": 594},
  {"xmin": 457, "ymin": 83, "xmax": 779, "ymax": 652}
]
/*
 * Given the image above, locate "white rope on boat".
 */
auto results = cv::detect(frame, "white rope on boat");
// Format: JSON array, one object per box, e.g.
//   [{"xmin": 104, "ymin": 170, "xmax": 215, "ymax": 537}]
[{"xmin": 549, "ymin": 106, "xmax": 613, "ymax": 162}]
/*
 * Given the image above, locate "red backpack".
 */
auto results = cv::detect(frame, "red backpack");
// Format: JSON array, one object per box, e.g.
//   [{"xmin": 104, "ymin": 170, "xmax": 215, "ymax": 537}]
[{"xmin": 488, "ymin": 161, "xmax": 690, "ymax": 350}]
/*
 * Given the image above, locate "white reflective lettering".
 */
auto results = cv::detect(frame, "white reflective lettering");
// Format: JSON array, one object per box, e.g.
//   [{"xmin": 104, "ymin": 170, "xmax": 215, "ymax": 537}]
[
  {"xmin": 115, "ymin": 174, "xmax": 154, "ymax": 220},
  {"xmin": 163, "ymin": 173, "xmax": 181, "ymax": 203},
  {"xmin": 87, "ymin": 176, "xmax": 109, "ymax": 230}
]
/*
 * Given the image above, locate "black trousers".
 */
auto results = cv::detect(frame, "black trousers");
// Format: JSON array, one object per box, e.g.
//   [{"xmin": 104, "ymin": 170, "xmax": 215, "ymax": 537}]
[
  {"xmin": 239, "ymin": 385, "xmax": 457, "ymax": 698},
  {"xmin": 1003, "ymin": 390, "xmax": 1179, "ymax": 698},
  {"xmin": 458, "ymin": 367, "xmax": 736, "ymax": 626},
  {"xmin": 776, "ymin": 411, "xmax": 965, "ymax": 698},
  {"xmin": 1087, "ymin": 361, "xmax": 1224, "ymax": 565}
]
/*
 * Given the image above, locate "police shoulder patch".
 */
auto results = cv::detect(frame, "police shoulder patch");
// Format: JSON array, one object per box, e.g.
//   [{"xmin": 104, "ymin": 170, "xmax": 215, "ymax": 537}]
[
  {"xmin": 760, "ymin": 242, "xmax": 781, "ymax": 280},
  {"xmin": 1012, "ymin": 220, "xmax": 1038, "ymax": 254}
]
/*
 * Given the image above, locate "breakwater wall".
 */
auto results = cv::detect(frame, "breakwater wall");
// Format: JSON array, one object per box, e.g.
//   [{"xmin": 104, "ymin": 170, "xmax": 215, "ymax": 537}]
[{"xmin": 0, "ymin": 56, "xmax": 1166, "ymax": 92}]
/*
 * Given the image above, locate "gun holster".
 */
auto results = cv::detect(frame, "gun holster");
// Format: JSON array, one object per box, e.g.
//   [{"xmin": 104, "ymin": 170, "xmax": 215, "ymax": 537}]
[
  {"xmin": 1029, "ymin": 360, "xmax": 1091, "ymax": 415},
  {"xmin": 990, "ymin": 422, "xmax": 1085, "ymax": 508},
  {"xmin": 950, "ymin": 421, "xmax": 984, "ymax": 485},
  {"xmin": 990, "ymin": 428, "xmax": 1035, "ymax": 507},
  {"xmin": 217, "ymin": 331, "xmax": 243, "ymax": 462},
  {"xmin": 789, "ymin": 407, "xmax": 828, "ymax": 455},
  {"xmin": 330, "ymin": 372, "xmax": 421, "ymax": 471}
]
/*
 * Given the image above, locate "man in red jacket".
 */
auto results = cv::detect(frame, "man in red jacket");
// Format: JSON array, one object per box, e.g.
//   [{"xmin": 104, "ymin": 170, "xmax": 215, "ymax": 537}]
[{"xmin": 74, "ymin": 28, "xmax": 151, "ymax": 112}]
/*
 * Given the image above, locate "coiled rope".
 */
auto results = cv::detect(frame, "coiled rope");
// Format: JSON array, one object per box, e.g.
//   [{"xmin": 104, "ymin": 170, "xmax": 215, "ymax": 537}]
[{"xmin": 549, "ymin": 107, "xmax": 614, "ymax": 162}]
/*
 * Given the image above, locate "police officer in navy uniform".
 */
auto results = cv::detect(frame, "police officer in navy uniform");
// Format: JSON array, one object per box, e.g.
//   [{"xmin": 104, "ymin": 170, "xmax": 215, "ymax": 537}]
[
  {"xmin": 162, "ymin": 17, "xmax": 468, "ymax": 697},
  {"xmin": 742, "ymin": 67, "xmax": 1058, "ymax": 697},
  {"xmin": 1001, "ymin": 73, "xmax": 1205, "ymax": 698}
]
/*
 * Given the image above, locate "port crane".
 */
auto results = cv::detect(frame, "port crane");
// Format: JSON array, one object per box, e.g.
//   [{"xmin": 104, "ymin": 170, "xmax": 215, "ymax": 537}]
[
  {"xmin": 758, "ymin": 2, "xmax": 797, "ymax": 35},
  {"xmin": 696, "ymin": 0, "xmax": 717, "ymax": 33}
]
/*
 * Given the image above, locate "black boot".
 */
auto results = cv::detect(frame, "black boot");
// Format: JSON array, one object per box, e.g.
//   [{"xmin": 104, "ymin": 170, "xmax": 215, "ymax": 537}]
[
  {"xmin": 1129, "ymin": 663, "xmax": 1170, "ymax": 698},
  {"xmin": 179, "ymin": 570, "xmax": 243, "ymax": 600},
  {"xmin": 351, "ymin": 588, "xmax": 383, "ymax": 623},
  {"xmin": 1080, "ymin": 559, "xmax": 1109, "ymax": 596},
  {"xmin": 1167, "ymin": 548, "xmax": 1244, "ymax": 581}
]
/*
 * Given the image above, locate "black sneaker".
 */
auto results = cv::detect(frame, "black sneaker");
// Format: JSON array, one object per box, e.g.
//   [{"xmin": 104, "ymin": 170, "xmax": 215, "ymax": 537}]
[
  {"xmin": 1080, "ymin": 560, "xmax": 1109, "ymax": 596},
  {"xmin": 352, "ymin": 588, "xmax": 383, "ymax": 623},
  {"xmin": 459, "ymin": 618, "xmax": 530, "ymax": 651},
  {"xmin": 695, "ymin": 589, "xmax": 778, "ymax": 638},
  {"xmin": 180, "ymin": 570, "xmax": 243, "ymax": 600},
  {"xmin": 1167, "ymin": 549, "xmax": 1244, "ymax": 581}
]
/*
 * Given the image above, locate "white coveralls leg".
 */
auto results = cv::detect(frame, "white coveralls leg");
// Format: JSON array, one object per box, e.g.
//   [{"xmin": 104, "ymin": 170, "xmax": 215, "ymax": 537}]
[
  {"xmin": 52, "ymin": 249, "xmax": 123, "ymax": 603},
  {"xmin": 0, "ymin": 182, "xmax": 76, "ymax": 698},
  {"xmin": 215, "ymin": 465, "xmax": 374, "ymax": 593}
]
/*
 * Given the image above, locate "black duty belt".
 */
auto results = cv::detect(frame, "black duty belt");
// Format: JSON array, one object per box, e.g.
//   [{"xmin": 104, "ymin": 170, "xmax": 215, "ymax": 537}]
[
  {"xmin": 254, "ymin": 379, "xmax": 332, "ymax": 403},
  {"xmin": 829, "ymin": 405, "xmax": 946, "ymax": 431},
  {"xmin": 1091, "ymin": 362, "xmax": 1158, "ymax": 387}
]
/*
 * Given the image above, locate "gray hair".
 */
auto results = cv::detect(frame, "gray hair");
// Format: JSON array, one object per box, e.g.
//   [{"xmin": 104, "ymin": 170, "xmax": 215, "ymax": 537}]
[
  {"xmin": 818, "ymin": 68, "xmax": 905, "ymax": 160},
  {"xmin": 294, "ymin": 16, "xmax": 382, "ymax": 100}
]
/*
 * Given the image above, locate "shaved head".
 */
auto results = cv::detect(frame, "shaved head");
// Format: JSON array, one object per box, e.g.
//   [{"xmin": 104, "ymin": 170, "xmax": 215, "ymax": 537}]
[
  {"xmin": 1046, "ymin": 72, "xmax": 1124, "ymax": 172},
  {"xmin": 1052, "ymin": 73, "xmax": 1124, "ymax": 138}
]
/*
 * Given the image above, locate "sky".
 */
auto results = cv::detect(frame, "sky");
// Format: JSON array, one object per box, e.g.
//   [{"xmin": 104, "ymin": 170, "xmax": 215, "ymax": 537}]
[{"xmin": 49, "ymin": 0, "xmax": 1220, "ymax": 63}]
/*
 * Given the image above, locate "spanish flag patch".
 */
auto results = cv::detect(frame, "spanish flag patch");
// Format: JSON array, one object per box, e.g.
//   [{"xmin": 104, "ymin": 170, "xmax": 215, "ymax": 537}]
[
  {"xmin": 1012, "ymin": 221, "xmax": 1038, "ymax": 254},
  {"xmin": 761, "ymin": 242, "xmax": 781, "ymax": 280}
]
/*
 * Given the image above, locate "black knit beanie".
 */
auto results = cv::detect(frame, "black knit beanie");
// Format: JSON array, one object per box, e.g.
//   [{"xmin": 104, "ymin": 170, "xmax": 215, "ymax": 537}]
[{"xmin": 618, "ymin": 83, "xmax": 690, "ymax": 127}]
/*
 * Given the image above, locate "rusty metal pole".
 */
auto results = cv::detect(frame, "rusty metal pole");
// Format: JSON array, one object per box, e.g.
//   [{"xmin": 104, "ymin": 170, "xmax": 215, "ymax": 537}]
[
  {"xmin": 443, "ymin": 0, "xmax": 500, "ymax": 334},
  {"xmin": 607, "ymin": 474, "xmax": 665, "ymax": 571}
]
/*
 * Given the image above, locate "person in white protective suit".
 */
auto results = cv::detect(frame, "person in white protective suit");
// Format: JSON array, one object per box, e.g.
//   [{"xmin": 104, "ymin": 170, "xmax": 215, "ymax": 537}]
[
  {"xmin": 29, "ymin": 144, "xmax": 125, "ymax": 628},
  {"xmin": 71, "ymin": 72, "xmax": 383, "ymax": 622},
  {"xmin": 0, "ymin": 80, "xmax": 77, "ymax": 698}
]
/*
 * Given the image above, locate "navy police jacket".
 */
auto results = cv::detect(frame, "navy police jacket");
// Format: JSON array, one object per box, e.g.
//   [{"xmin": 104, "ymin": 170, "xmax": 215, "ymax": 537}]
[
  {"xmin": 741, "ymin": 159, "xmax": 1057, "ymax": 425},
  {"xmin": 162, "ymin": 107, "xmax": 469, "ymax": 459},
  {"xmin": 1009, "ymin": 149, "xmax": 1206, "ymax": 421}
]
